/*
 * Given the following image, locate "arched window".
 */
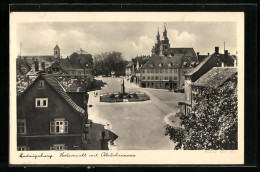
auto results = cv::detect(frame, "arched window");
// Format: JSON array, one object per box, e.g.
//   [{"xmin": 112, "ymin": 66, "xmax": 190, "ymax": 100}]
[
  {"xmin": 159, "ymin": 63, "xmax": 163, "ymax": 67},
  {"xmin": 168, "ymin": 63, "xmax": 173, "ymax": 67}
]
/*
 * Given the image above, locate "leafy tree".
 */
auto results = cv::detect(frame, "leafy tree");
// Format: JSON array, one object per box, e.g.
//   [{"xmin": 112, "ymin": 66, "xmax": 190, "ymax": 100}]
[
  {"xmin": 94, "ymin": 51, "xmax": 127, "ymax": 76},
  {"xmin": 165, "ymin": 75, "xmax": 238, "ymax": 150}
]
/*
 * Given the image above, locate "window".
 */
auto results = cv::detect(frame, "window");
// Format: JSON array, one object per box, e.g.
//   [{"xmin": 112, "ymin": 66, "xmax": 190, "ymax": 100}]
[
  {"xmin": 165, "ymin": 76, "xmax": 168, "ymax": 80},
  {"xmin": 35, "ymin": 98, "xmax": 48, "ymax": 107},
  {"xmin": 155, "ymin": 69, "xmax": 158, "ymax": 73},
  {"xmin": 160, "ymin": 69, "xmax": 163, "ymax": 73},
  {"xmin": 17, "ymin": 146, "xmax": 28, "ymax": 151},
  {"xmin": 17, "ymin": 119, "xmax": 26, "ymax": 134},
  {"xmin": 50, "ymin": 119, "xmax": 68, "ymax": 134},
  {"xmin": 39, "ymin": 80, "xmax": 45, "ymax": 88},
  {"xmin": 147, "ymin": 69, "xmax": 150, "ymax": 73},
  {"xmin": 151, "ymin": 69, "xmax": 154, "ymax": 73},
  {"xmin": 168, "ymin": 63, "xmax": 173, "ymax": 67},
  {"xmin": 155, "ymin": 76, "xmax": 158, "ymax": 80},
  {"xmin": 174, "ymin": 76, "xmax": 178, "ymax": 81},
  {"xmin": 41, "ymin": 62, "xmax": 45, "ymax": 70},
  {"xmin": 170, "ymin": 69, "xmax": 173, "ymax": 73},
  {"xmin": 187, "ymin": 107, "xmax": 191, "ymax": 114},
  {"xmin": 174, "ymin": 69, "xmax": 178, "ymax": 73},
  {"xmin": 169, "ymin": 76, "xmax": 173, "ymax": 80},
  {"xmin": 147, "ymin": 76, "xmax": 150, "ymax": 80},
  {"xmin": 165, "ymin": 69, "xmax": 168, "ymax": 73},
  {"xmin": 50, "ymin": 144, "xmax": 67, "ymax": 150},
  {"xmin": 159, "ymin": 63, "xmax": 163, "ymax": 67},
  {"xmin": 142, "ymin": 76, "xmax": 145, "ymax": 80},
  {"xmin": 160, "ymin": 76, "xmax": 163, "ymax": 80},
  {"xmin": 143, "ymin": 69, "xmax": 145, "ymax": 73},
  {"xmin": 151, "ymin": 76, "xmax": 154, "ymax": 80}
]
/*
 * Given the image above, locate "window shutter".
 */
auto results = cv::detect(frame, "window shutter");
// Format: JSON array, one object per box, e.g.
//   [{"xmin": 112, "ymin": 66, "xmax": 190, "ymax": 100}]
[
  {"xmin": 64, "ymin": 121, "xmax": 68, "ymax": 133},
  {"xmin": 50, "ymin": 121, "xmax": 55, "ymax": 134}
]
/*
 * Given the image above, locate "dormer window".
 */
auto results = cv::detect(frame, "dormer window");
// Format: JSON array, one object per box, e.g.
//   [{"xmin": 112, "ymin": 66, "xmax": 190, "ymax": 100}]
[
  {"xmin": 159, "ymin": 63, "xmax": 163, "ymax": 67},
  {"xmin": 168, "ymin": 63, "xmax": 173, "ymax": 67}
]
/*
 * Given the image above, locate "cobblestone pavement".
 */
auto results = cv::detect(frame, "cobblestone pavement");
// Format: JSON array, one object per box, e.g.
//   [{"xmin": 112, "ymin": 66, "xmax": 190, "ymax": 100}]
[{"xmin": 88, "ymin": 76, "xmax": 185, "ymax": 150}]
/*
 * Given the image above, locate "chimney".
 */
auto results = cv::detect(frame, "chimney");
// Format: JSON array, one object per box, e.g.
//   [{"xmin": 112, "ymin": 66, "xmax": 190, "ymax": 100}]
[
  {"xmin": 225, "ymin": 50, "xmax": 228, "ymax": 55},
  {"xmin": 215, "ymin": 47, "xmax": 219, "ymax": 54},
  {"xmin": 208, "ymin": 53, "xmax": 210, "ymax": 56},
  {"xmin": 197, "ymin": 52, "xmax": 200, "ymax": 56}
]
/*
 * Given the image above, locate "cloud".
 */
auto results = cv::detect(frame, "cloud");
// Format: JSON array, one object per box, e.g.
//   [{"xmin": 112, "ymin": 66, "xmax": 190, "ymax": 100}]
[
  {"xmin": 168, "ymin": 29, "xmax": 196, "ymax": 47},
  {"xmin": 16, "ymin": 22, "xmax": 237, "ymax": 60}
]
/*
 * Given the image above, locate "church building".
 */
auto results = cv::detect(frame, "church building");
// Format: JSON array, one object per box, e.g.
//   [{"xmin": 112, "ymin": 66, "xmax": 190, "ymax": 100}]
[{"xmin": 140, "ymin": 24, "xmax": 198, "ymax": 89}]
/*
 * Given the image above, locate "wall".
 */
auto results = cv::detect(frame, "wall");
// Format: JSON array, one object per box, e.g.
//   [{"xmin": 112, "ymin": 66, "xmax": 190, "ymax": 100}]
[{"xmin": 17, "ymin": 77, "xmax": 83, "ymax": 150}]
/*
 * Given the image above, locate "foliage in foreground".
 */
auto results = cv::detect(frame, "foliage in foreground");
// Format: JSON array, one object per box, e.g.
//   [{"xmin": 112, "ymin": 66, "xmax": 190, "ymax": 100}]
[{"xmin": 165, "ymin": 76, "xmax": 238, "ymax": 150}]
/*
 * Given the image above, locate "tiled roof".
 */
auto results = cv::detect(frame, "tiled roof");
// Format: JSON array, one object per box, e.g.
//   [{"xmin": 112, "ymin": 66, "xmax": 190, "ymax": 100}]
[
  {"xmin": 59, "ymin": 59, "xmax": 74, "ymax": 70},
  {"xmin": 192, "ymin": 67, "xmax": 237, "ymax": 88},
  {"xmin": 20, "ymin": 55, "xmax": 56, "ymax": 63},
  {"xmin": 42, "ymin": 75, "xmax": 85, "ymax": 114},
  {"xmin": 185, "ymin": 54, "xmax": 214, "ymax": 76},
  {"xmin": 16, "ymin": 58, "xmax": 31, "ymax": 75},
  {"xmin": 142, "ymin": 48, "xmax": 197, "ymax": 69},
  {"xmin": 170, "ymin": 48, "xmax": 197, "ymax": 57},
  {"xmin": 185, "ymin": 52, "xmax": 235, "ymax": 77},
  {"xmin": 198, "ymin": 55, "xmax": 208, "ymax": 63}
]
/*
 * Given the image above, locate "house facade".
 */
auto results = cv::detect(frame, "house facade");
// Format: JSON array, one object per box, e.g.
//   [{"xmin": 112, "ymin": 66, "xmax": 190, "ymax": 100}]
[
  {"xmin": 183, "ymin": 47, "xmax": 236, "ymax": 104},
  {"xmin": 179, "ymin": 66, "xmax": 237, "ymax": 115},
  {"xmin": 17, "ymin": 74, "xmax": 87, "ymax": 150},
  {"xmin": 140, "ymin": 25, "xmax": 198, "ymax": 89},
  {"xmin": 125, "ymin": 61, "xmax": 133, "ymax": 77}
]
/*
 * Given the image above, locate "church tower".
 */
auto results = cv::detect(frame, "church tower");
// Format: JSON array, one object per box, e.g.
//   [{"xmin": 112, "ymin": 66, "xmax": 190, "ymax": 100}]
[
  {"xmin": 152, "ymin": 28, "xmax": 161, "ymax": 55},
  {"xmin": 161, "ymin": 23, "xmax": 170, "ymax": 51},
  {"xmin": 54, "ymin": 45, "xmax": 60, "ymax": 59}
]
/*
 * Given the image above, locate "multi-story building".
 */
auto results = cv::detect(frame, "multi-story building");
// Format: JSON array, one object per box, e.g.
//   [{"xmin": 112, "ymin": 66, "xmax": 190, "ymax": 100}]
[
  {"xmin": 140, "ymin": 25, "xmax": 198, "ymax": 89},
  {"xmin": 179, "ymin": 67, "xmax": 237, "ymax": 115},
  {"xmin": 183, "ymin": 47, "xmax": 237, "ymax": 104},
  {"xmin": 17, "ymin": 74, "xmax": 117, "ymax": 150},
  {"xmin": 17, "ymin": 74, "xmax": 87, "ymax": 150}
]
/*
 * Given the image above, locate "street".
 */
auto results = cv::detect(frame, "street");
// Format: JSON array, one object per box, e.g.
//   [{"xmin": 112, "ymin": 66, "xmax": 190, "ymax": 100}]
[{"xmin": 88, "ymin": 76, "xmax": 185, "ymax": 150}]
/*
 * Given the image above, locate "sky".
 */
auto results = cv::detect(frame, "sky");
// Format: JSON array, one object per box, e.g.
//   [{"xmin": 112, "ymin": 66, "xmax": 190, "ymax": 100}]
[{"xmin": 17, "ymin": 22, "xmax": 237, "ymax": 61}]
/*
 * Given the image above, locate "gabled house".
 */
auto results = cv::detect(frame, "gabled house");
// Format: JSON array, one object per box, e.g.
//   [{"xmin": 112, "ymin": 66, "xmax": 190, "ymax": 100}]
[
  {"xmin": 17, "ymin": 74, "xmax": 87, "ymax": 150},
  {"xmin": 183, "ymin": 47, "xmax": 236, "ymax": 103},
  {"xmin": 179, "ymin": 66, "xmax": 237, "ymax": 115}
]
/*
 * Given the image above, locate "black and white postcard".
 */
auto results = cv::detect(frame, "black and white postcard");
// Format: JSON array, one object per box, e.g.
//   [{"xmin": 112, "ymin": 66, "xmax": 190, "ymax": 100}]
[{"xmin": 10, "ymin": 12, "xmax": 244, "ymax": 165}]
